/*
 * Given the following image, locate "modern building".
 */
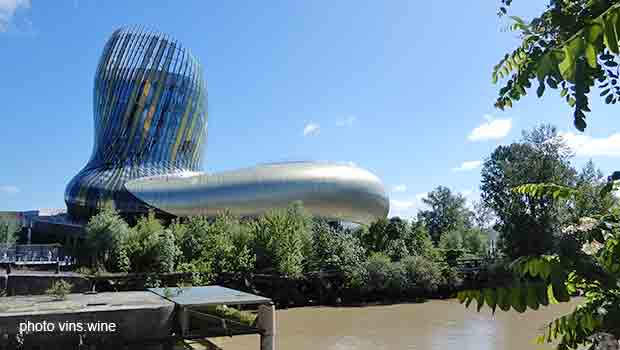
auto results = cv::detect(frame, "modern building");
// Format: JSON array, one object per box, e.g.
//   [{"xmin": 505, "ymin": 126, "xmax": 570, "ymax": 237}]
[{"xmin": 65, "ymin": 26, "xmax": 389, "ymax": 225}]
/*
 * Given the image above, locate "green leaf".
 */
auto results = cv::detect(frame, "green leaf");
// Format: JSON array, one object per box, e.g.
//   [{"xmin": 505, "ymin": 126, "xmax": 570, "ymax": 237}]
[
  {"xmin": 536, "ymin": 282, "xmax": 549, "ymax": 306},
  {"xmin": 559, "ymin": 38, "xmax": 584, "ymax": 82},
  {"xmin": 604, "ymin": 11, "xmax": 620, "ymax": 54},
  {"xmin": 497, "ymin": 287, "xmax": 511, "ymax": 311},
  {"xmin": 537, "ymin": 84, "xmax": 545, "ymax": 97},
  {"xmin": 483, "ymin": 288, "xmax": 497, "ymax": 313},
  {"xmin": 526, "ymin": 285, "xmax": 540, "ymax": 310},
  {"xmin": 457, "ymin": 291, "xmax": 467, "ymax": 303},
  {"xmin": 551, "ymin": 278, "xmax": 570, "ymax": 303},
  {"xmin": 605, "ymin": 93, "xmax": 614, "ymax": 103},
  {"xmin": 585, "ymin": 23, "xmax": 604, "ymax": 68},
  {"xmin": 510, "ymin": 287, "xmax": 526, "ymax": 313},
  {"xmin": 574, "ymin": 109, "xmax": 587, "ymax": 132}
]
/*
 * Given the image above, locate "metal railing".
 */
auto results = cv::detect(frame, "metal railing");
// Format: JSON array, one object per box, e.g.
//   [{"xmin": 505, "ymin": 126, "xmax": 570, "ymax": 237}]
[{"xmin": 0, "ymin": 244, "xmax": 68, "ymax": 264}]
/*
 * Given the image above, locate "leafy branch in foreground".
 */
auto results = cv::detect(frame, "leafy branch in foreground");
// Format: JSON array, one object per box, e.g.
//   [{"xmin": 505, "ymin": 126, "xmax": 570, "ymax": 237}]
[
  {"xmin": 492, "ymin": 1, "xmax": 620, "ymax": 131},
  {"xmin": 459, "ymin": 181, "xmax": 620, "ymax": 349}
]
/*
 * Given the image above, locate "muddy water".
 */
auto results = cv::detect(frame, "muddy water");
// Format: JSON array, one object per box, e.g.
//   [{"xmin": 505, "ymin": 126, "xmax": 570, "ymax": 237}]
[{"xmin": 216, "ymin": 299, "xmax": 581, "ymax": 350}]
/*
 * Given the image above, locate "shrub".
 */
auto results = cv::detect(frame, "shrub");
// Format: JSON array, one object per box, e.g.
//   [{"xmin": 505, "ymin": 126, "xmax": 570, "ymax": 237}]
[
  {"xmin": 364, "ymin": 252, "xmax": 392, "ymax": 294},
  {"xmin": 178, "ymin": 260, "xmax": 214, "ymax": 286},
  {"xmin": 46, "ymin": 280, "xmax": 72, "ymax": 300},
  {"xmin": 125, "ymin": 212, "xmax": 179, "ymax": 273},
  {"xmin": 401, "ymin": 255, "xmax": 443, "ymax": 293},
  {"xmin": 251, "ymin": 202, "xmax": 311, "ymax": 277},
  {"xmin": 85, "ymin": 208, "xmax": 131, "ymax": 271},
  {"xmin": 207, "ymin": 212, "xmax": 255, "ymax": 275},
  {"xmin": 385, "ymin": 238, "xmax": 410, "ymax": 261}
]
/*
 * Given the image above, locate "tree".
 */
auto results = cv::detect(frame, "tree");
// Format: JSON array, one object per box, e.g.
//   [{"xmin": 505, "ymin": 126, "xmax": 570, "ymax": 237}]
[
  {"xmin": 571, "ymin": 160, "xmax": 618, "ymax": 220},
  {"xmin": 207, "ymin": 212, "xmax": 256, "ymax": 276},
  {"xmin": 481, "ymin": 125, "xmax": 576, "ymax": 258},
  {"xmin": 125, "ymin": 211, "xmax": 179, "ymax": 273},
  {"xmin": 459, "ymin": 180, "xmax": 620, "ymax": 350},
  {"xmin": 438, "ymin": 230, "xmax": 463, "ymax": 251},
  {"xmin": 84, "ymin": 208, "xmax": 130, "ymax": 272},
  {"xmin": 492, "ymin": 0, "xmax": 620, "ymax": 131},
  {"xmin": 419, "ymin": 186, "xmax": 472, "ymax": 243},
  {"xmin": 461, "ymin": 228, "xmax": 490, "ymax": 257},
  {"xmin": 251, "ymin": 202, "xmax": 312, "ymax": 277},
  {"xmin": 406, "ymin": 219, "xmax": 441, "ymax": 260},
  {"xmin": 359, "ymin": 217, "xmax": 390, "ymax": 253},
  {"xmin": 0, "ymin": 220, "xmax": 19, "ymax": 246}
]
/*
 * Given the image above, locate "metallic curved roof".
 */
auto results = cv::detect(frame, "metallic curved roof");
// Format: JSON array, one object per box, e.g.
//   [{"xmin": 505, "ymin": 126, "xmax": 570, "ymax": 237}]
[{"xmin": 126, "ymin": 162, "xmax": 388, "ymax": 225}]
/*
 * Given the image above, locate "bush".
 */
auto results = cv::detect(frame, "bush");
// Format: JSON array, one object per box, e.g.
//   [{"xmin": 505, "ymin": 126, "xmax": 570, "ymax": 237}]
[
  {"xmin": 364, "ymin": 252, "xmax": 392, "ymax": 294},
  {"xmin": 385, "ymin": 238, "xmax": 410, "ymax": 261},
  {"xmin": 125, "ymin": 212, "xmax": 179, "ymax": 273},
  {"xmin": 252, "ymin": 202, "xmax": 311, "ymax": 277},
  {"xmin": 401, "ymin": 255, "xmax": 443, "ymax": 293},
  {"xmin": 46, "ymin": 280, "xmax": 72, "ymax": 300},
  {"xmin": 178, "ymin": 260, "xmax": 214, "ymax": 286},
  {"xmin": 85, "ymin": 208, "xmax": 131, "ymax": 271},
  {"xmin": 207, "ymin": 212, "xmax": 255, "ymax": 276}
]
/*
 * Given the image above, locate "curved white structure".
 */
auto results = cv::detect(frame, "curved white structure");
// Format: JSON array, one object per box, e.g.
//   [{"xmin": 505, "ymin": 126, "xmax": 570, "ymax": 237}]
[{"xmin": 125, "ymin": 162, "xmax": 389, "ymax": 225}]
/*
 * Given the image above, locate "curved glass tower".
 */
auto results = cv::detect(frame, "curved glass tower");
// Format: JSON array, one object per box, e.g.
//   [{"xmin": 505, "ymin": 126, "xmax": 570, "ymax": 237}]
[
  {"xmin": 66, "ymin": 27, "xmax": 389, "ymax": 224},
  {"xmin": 65, "ymin": 27, "xmax": 207, "ymax": 218}
]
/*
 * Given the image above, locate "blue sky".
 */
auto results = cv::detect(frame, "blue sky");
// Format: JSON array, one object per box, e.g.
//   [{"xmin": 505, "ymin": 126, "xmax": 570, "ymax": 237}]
[{"xmin": 0, "ymin": 1, "xmax": 618, "ymax": 218}]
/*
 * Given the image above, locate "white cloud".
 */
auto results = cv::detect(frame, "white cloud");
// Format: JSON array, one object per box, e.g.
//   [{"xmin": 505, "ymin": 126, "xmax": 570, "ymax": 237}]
[
  {"xmin": 0, "ymin": 185, "xmax": 20, "ymax": 194},
  {"xmin": 560, "ymin": 132, "xmax": 620, "ymax": 157},
  {"xmin": 0, "ymin": 0, "xmax": 29, "ymax": 32},
  {"xmin": 392, "ymin": 184, "xmax": 407, "ymax": 193},
  {"xmin": 452, "ymin": 160, "xmax": 482, "ymax": 172},
  {"xmin": 303, "ymin": 122, "xmax": 320, "ymax": 136},
  {"xmin": 336, "ymin": 115, "xmax": 357, "ymax": 127},
  {"xmin": 388, "ymin": 192, "xmax": 428, "ymax": 219},
  {"xmin": 468, "ymin": 115, "xmax": 512, "ymax": 141}
]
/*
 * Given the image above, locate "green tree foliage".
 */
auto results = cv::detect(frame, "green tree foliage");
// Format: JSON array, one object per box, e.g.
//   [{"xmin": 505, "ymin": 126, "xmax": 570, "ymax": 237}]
[
  {"xmin": 307, "ymin": 219, "xmax": 368, "ymax": 285},
  {"xmin": 206, "ymin": 212, "xmax": 256, "ymax": 276},
  {"xmin": 492, "ymin": 0, "xmax": 620, "ymax": 130},
  {"xmin": 481, "ymin": 125, "xmax": 576, "ymax": 258},
  {"xmin": 407, "ymin": 220, "xmax": 441, "ymax": 260},
  {"xmin": 0, "ymin": 220, "xmax": 19, "ymax": 246},
  {"xmin": 462, "ymin": 228, "xmax": 490, "ymax": 257},
  {"xmin": 571, "ymin": 160, "xmax": 618, "ymax": 220},
  {"xmin": 419, "ymin": 186, "xmax": 472, "ymax": 243},
  {"xmin": 401, "ymin": 255, "xmax": 444, "ymax": 293},
  {"xmin": 438, "ymin": 230, "xmax": 464, "ymax": 251},
  {"xmin": 359, "ymin": 217, "xmax": 390, "ymax": 253},
  {"xmin": 460, "ymin": 180, "xmax": 620, "ymax": 350},
  {"xmin": 84, "ymin": 208, "xmax": 130, "ymax": 272},
  {"xmin": 251, "ymin": 202, "xmax": 312, "ymax": 277},
  {"xmin": 125, "ymin": 211, "xmax": 179, "ymax": 273},
  {"xmin": 180, "ymin": 215, "xmax": 210, "ymax": 263}
]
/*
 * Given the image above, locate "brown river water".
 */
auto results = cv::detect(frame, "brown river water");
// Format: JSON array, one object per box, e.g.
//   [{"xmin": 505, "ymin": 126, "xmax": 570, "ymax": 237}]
[{"xmin": 214, "ymin": 299, "xmax": 581, "ymax": 350}]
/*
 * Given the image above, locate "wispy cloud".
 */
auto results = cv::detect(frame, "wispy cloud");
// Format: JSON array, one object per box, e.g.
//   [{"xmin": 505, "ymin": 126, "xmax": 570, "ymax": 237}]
[
  {"xmin": 388, "ymin": 192, "xmax": 427, "ymax": 219},
  {"xmin": 0, "ymin": 0, "xmax": 30, "ymax": 32},
  {"xmin": 0, "ymin": 185, "xmax": 20, "ymax": 194},
  {"xmin": 392, "ymin": 184, "xmax": 408, "ymax": 193},
  {"xmin": 560, "ymin": 132, "xmax": 620, "ymax": 157},
  {"xmin": 468, "ymin": 115, "xmax": 512, "ymax": 141},
  {"xmin": 303, "ymin": 122, "xmax": 320, "ymax": 136},
  {"xmin": 452, "ymin": 160, "xmax": 482, "ymax": 172},
  {"xmin": 336, "ymin": 115, "xmax": 357, "ymax": 127}
]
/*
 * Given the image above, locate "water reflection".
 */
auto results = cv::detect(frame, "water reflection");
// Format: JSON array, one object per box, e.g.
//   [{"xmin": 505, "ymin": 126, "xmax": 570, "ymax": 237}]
[{"xmin": 216, "ymin": 299, "xmax": 580, "ymax": 350}]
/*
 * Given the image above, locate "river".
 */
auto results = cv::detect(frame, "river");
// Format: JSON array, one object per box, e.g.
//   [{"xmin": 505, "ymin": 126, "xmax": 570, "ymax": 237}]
[{"xmin": 214, "ymin": 299, "xmax": 581, "ymax": 350}]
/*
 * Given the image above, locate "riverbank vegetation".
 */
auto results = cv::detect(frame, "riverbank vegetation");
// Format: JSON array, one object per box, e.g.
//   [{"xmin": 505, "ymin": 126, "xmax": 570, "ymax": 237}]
[{"xmin": 76, "ymin": 188, "xmax": 494, "ymax": 303}]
